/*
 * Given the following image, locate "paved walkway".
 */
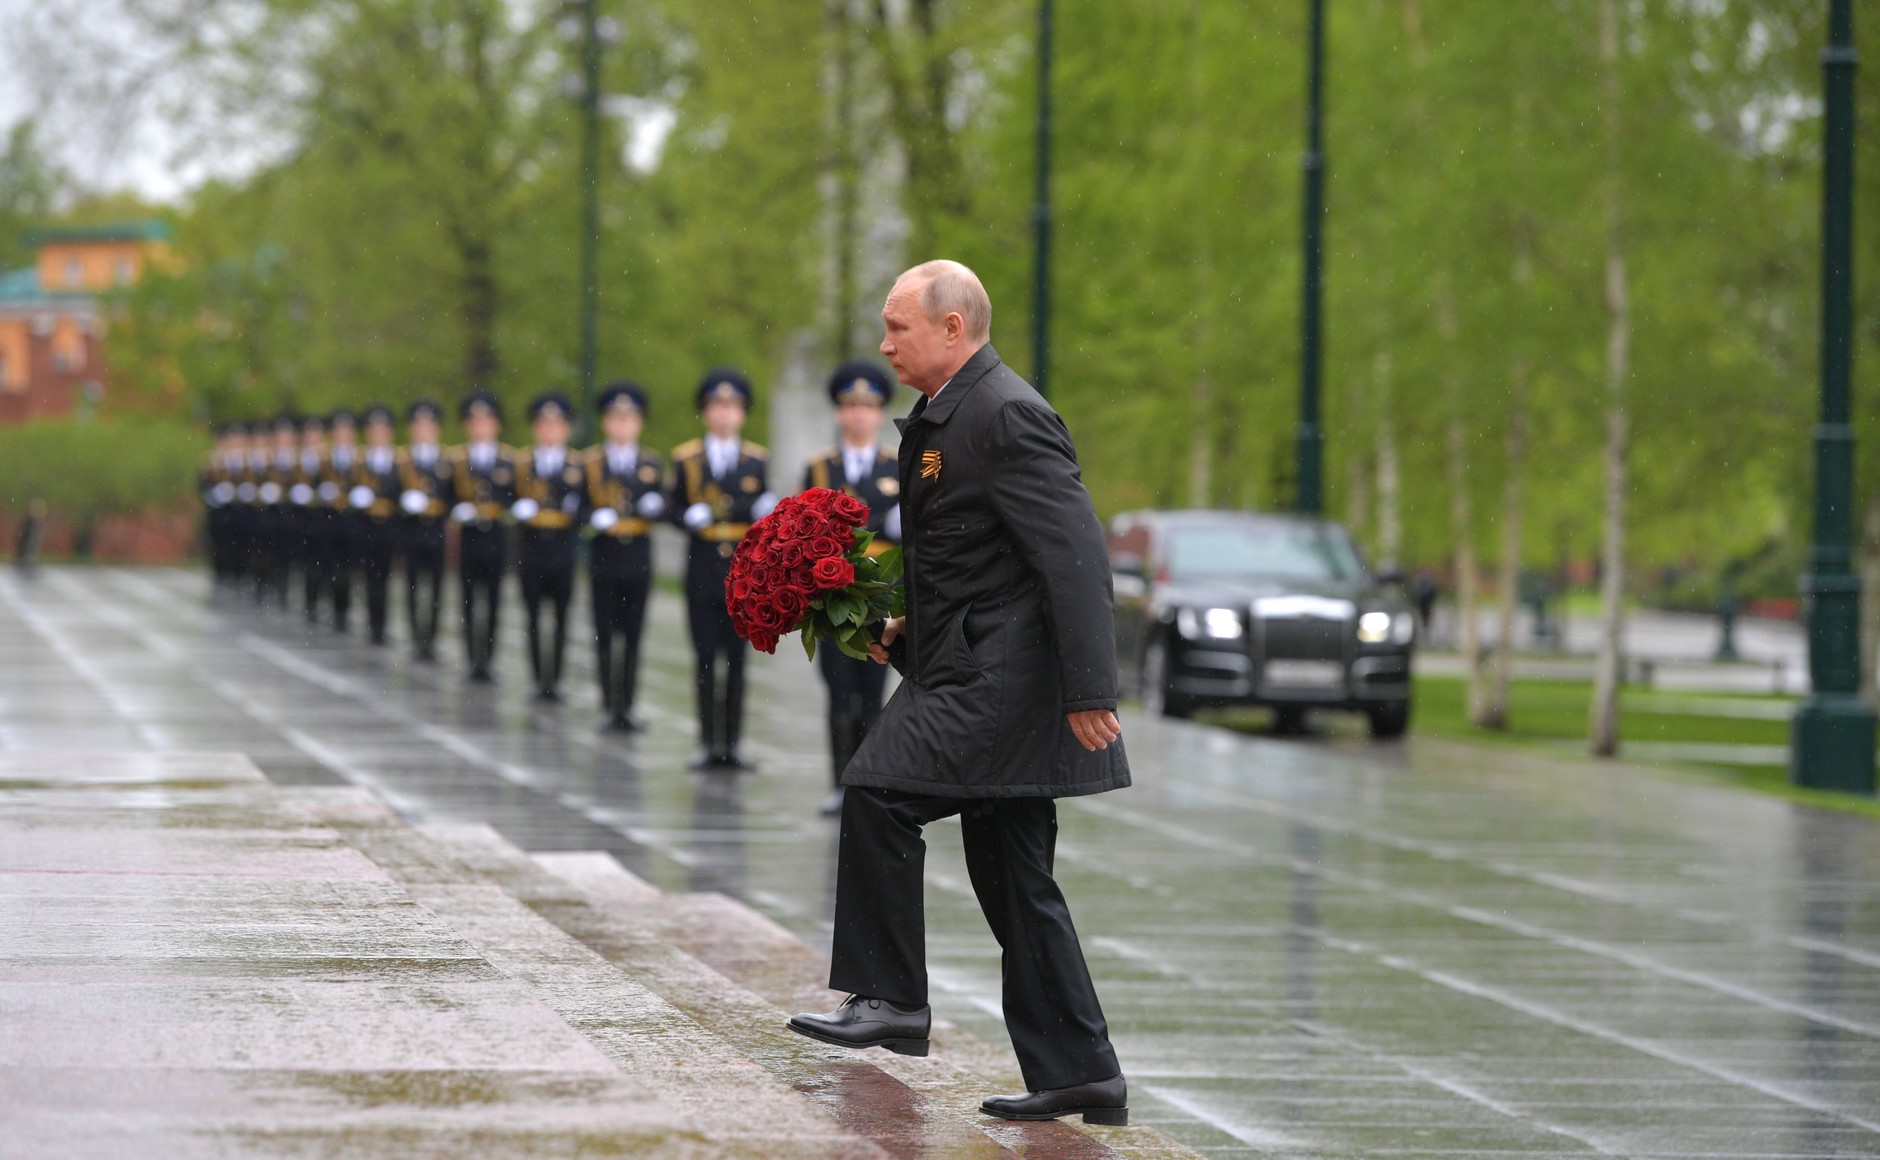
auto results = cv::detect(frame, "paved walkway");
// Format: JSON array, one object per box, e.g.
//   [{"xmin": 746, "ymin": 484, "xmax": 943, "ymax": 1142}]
[{"xmin": 4, "ymin": 565, "xmax": 1880, "ymax": 1158}]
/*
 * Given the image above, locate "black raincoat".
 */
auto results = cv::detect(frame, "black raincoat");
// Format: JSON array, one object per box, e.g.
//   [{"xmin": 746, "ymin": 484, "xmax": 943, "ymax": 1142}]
[{"xmin": 842, "ymin": 344, "xmax": 1131, "ymax": 798}]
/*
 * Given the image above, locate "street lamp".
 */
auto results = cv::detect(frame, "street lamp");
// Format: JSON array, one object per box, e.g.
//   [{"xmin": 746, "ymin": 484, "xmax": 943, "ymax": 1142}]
[
  {"xmin": 562, "ymin": 0, "xmax": 618, "ymax": 443},
  {"xmin": 1031, "ymin": 0, "xmax": 1053, "ymax": 400},
  {"xmin": 1295, "ymin": 0, "xmax": 1326, "ymax": 516},
  {"xmin": 1792, "ymin": 0, "xmax": 1875, "ymax": 794}
]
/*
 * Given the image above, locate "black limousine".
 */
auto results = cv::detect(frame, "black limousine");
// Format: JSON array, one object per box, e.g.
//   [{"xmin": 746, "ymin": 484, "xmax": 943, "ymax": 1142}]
[{"xmin": 1109, "ymin": 510, "xmax": 1415, "ymax": 738}]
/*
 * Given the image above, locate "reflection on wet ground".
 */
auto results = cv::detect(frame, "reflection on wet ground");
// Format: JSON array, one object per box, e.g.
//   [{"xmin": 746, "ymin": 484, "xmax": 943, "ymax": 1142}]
[{"xmin": 3, "ymin": 565, "xmax": 1879, "ymax": 1158}]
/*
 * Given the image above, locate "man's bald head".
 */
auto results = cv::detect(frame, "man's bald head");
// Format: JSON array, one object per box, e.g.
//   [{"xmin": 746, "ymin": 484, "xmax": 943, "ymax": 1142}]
[
  {"xmin": 880, "ymin": 259, "xmax": 993, "ymax": 396},
  {"xmin": 898, "ymin": 260, "xmax": 992, "ymax": 346}
]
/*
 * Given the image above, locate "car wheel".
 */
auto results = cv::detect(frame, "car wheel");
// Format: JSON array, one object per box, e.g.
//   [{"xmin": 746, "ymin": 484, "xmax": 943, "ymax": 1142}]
[
  {"xmin": 1367, "ymin": 700, "xmax": 1411, "ymax": 740},
  {"xmin": 1142, "ymin": 637, "xmax": 1193, "ymax": 719}
]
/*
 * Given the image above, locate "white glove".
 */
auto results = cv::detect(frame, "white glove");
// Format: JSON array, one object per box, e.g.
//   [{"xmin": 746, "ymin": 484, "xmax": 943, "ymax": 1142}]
[
  {"xmin": 683, "ymin": 502, "xmax": 713, "ymax": 530},
  {"xmin": 560, "ymin": 491, "xmax": 581, "ymax": 514},
  {"xmin": 237, "ymin": 482, "xmax": 259, "ymax": 503},
  {"xmin": 511, "ymin": 498, "xmax": 540, "ymax": 522},
  {"xmin": 636, "ymin": 491, "xmax": 667, "ymax": 519},
  {"xmin": 289, "ymin": 483, "xmax": 314, "ymax": 506},
  {"xmin": 751, "ymin": 491, "xmax": 779, "ymax": 519},
  {"xmin": 450, "ymin": 502, "xmax": 478, "ymax": 523},
  {"xmin": 400, "ymin": 489, "xmax": 429, "ymax": 515},
  {"xmin": 317, "ymin": 481, "xmax": 341, "ymax": 503},
  {"xmin": 259, "ymin": 482, "xmax": 283, "ymax": 504},
  {"xmin": 883, "ymin": 503, "xmax": 901, "ymax": 542},
  {"xmin": 210, "ymin": 481, "xmax": 236, "ymax": 507},
  {"xmin": 590, "ymin": 507, "xmax": 620, "ymax": 531},
  {"xmin": 349, "ymin": 485, "xmax": 376, "ymax": 510}
]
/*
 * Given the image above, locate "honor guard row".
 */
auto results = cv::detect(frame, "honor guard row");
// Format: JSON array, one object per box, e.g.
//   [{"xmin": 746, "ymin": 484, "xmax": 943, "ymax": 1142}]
[{"xmin": 198, "ymin": 363, "xmax": 902, "ymax": 781}]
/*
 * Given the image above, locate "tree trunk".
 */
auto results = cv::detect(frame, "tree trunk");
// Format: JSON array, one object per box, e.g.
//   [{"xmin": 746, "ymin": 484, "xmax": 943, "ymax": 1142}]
[
  {"xmin": 1188, "ymin": 372, "xmax": 1214, "ymax": 508},
  {"xmin": 1478, "ymin": 358, "xmax": 1529, "ymax": 730},
  {"xmin": 1437, "ymin": 274, "xmax": 1482, "ymax": 705},
  {"xmin": 1589, "ymin": 0, "xmax": 1629, "ymax": 758},
  {"xmin": 459, "ymin": 234, "xmax": 498, "ymax": 387},
  {"xmin": 1859, "ymin": 498, "xmax": 1880, "ymax": 703},
  {"xmin": 1374, "ymin": 350, "xmax": 1400, "ymax": 569},
  {"xmin": 1345, "ymin": 359, "xmax": 1370, "ymax": 545}
]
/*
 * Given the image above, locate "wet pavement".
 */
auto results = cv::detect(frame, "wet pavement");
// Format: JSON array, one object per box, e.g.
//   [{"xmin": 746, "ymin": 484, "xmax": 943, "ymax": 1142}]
[{"xmin": 3, "ymin": 564, "xmax": 1879, "ymax": 1158}]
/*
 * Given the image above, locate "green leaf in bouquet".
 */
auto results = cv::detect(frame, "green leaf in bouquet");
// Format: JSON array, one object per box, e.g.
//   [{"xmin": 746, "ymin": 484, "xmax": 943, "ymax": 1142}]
[
  {"xmin": 834, "ymin": 624, "xmax": 874, "ymax": 661},
  {"xmin": 873, "ymin": 546, "xmax": 904, "ymax": 584},
  {"xmin": 801, "ymin": 625, "xmax": 817, "ymax": 661},
  {"xmin": 850, "ymin": 529, "xmax": 874, "ymax": 557}
]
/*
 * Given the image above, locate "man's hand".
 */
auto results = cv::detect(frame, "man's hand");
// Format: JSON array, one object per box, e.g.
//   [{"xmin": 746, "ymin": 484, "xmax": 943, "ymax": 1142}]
[
  {"xmin": 867, "ymin": 616, "xmax": 905, "ymax": 664},
  {"xmin": 1068, "ymin": 709, "xmax": 1122, "ymax": 752}
]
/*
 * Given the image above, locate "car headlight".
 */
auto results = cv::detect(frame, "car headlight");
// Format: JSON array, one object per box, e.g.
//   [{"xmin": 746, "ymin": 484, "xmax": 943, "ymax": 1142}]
[
  {"xmin": 1358, "ymin": 610, "xmax": 1414, "ymax": 644},
  {"xmin": 1177, "ymin": 606, "xmax": 1244, "ymax": 641}
]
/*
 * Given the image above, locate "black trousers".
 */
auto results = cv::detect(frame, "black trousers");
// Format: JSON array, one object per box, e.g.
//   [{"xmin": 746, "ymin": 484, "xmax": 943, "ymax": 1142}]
[
  {"xmin": 256, "ymin": 510, "xmax": 291, "ymax": 607},
  {"xmin": 324, "ymin": 514, "xmax": 356, "ymax": 630},
  {"xmin": 298, "ymin": 510, "xmax": 326, "ymax": 620},
  {"xmin": 830, "ymin": 787, "xmax": 1121, "ymax": 1093},
  {"xmin": 404, "ymin": 523, "xmax": 446, "ymax": 655},
  {"xmin": 357, "ymin": 519, "xmax": 397, "ymax": 643},
  {"xmin": 684, "ymin": 542, "xmax": 746, "ymax": 757},
  {"xmin": 818, "ymin": 648, "xmax": 889, "ymax": 786},
  {"xmin": 517, "ymin": 531, "xmax": 577, "ymax": 692},
  {"xmin": 591, "ymin": 540, "xmax": 652, "ymax": 720},
  {"xmin": 459, "ymin": 526, "xmax": 507, "ymax": 673}
]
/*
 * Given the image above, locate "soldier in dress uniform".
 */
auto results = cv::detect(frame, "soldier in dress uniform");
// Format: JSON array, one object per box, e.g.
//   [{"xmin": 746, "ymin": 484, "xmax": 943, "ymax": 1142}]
[
  {"xmin": 259, "ymin": 414, "xmax": 301, "ymax": 608},
  {"xmin": 449, "ymin": 391, "xmax": 516, "ymax": 682},
  {"xmin": 292, "ymin": 414, "xmax": 330, "ymax": 622},
  {"xmin": 322, "ymin": 408, "xmax": 361, "ymax": 632},
  {"xmin": 349, "ymin": 404, "xmax": 404, "ymax": 645},
  {"xmin": 199, "ymin": 421, "xmax": 246, "ymax": 588},
  {"xmin": 802, "ymin": 360, "xmax": 903, "ymax": 815},
  {"xmin": 397, "ymin": 400, "xmax": 451, "ymax": 661},
  {"xmin": 584, "ymin": 382, "xmax": 666, "ymax": 731},
  {"xmin": 668, "ymin": 369, "xmax": 778, "ymax": 770},
  {"xmin": 240, "ymin": 421, "xmax": 273, "ymax": 600},
  {"xmin": 511, "ymin": 392, "xmax": 586, "ymax": 702}
]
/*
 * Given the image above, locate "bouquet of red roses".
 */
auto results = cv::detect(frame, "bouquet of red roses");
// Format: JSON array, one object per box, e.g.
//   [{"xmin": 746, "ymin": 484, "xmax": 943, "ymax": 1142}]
[{"xmin": 725, "ymin": 487, "xmax": 906, "ymax": 659}]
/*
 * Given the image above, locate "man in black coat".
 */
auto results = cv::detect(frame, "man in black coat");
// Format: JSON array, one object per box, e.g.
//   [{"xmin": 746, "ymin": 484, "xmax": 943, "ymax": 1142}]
[
  {"xmin": 449, "ymin": 391, "xmax": 516, "ymax": 682},
  {"xmin": 512, "ymin": 392, "xmax": 586, "ymax": 702},
  {"xmin": 348, "ymin": 404, "xmax": 404, "ymax": 645},
  {"xmin": 788, "ymin": 261, "xmax": 1130, "ymax": 1126}
]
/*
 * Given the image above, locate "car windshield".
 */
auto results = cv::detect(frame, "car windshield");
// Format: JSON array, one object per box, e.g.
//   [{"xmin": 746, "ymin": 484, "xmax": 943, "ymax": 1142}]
[{"xmin": 1163, "ymin": 524, "xmax": 1365, "ymax": 583}]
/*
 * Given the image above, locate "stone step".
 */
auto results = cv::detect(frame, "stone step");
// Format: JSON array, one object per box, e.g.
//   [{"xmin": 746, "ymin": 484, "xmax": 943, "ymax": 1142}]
[
  {"xmin": 280, "ymin": 792, "xmax": 891, "ymax": 1158},
  {"xmin": 1, "ymin": 755, "xmax": 695, "ymax": 1159},
  {"xmin": 524, "ymin": 846, "xmax": 1203, "ymax": 1160}
]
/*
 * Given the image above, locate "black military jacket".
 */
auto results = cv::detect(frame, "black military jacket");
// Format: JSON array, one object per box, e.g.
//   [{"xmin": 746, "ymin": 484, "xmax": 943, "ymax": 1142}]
[
  {"xmin": 584, "ymin": 444, "xmax": 666, "ymax": 563},
  {"xmin": 666, "ymin": 437, "xmax": 769, "ymax": 560},
  {"xmin": 448, "ymin": 443, "xmax": 519, "ymax": 528},
  {"xmin": 842, "ymin": 344, "xmax": 1129, "ymax": 799},
  {"xmin": 396, "ymin": 445, "xmax": 453, "ymax": 523},
  {"xmin": 513, "ymin": 446, "xmax": 588, "ymax": 535},
  {"xmin": 348, "ymin": 447, "xmax": 404, "ymax": 522},
  {"xmin": 803, "ymin": 444, "xmax": 901, "ymax": 547}
]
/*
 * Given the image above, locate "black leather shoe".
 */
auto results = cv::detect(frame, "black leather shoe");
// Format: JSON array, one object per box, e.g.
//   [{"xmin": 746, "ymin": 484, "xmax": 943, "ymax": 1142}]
[
  {"xmin": 689, "ymin": 748, "xmax": 718, "ymax": 770},
  {"xmin": 716, "ymin": 751, "xmax": 757, "ymax": 772},
  {"xmin": 604, "ymin": 714, "xmax": 643, "ymax": 733},
  {"xmin": 980, "ymin": 1075, "xmax": 1128, "ymax": 1125},
  {"xmin": 787, "ymin": 995, "xmax": 930, "ymax": 1057}
]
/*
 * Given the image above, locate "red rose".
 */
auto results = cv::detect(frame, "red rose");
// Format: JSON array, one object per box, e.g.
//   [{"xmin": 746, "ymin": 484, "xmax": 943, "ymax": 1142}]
[
  {"xmin": 802, "ymin": 487, "xmax": 839, "ymax": 510},
  {"xmin": 751, "ymin": 601, "xmax": 785, "ymax": 631},
  {"xmin": 774, "ymin": 585, "xmax": 811, "ymax": 622},
  {"xmin": 831, "ymin": 493, "xmax": 869, "ymax": 525},
  {"xmin": 813, "ymin": 556, "xmax": 856, "ymax": 590},
  {"xmin": 808, "ymin": 534, "xmax": 841, "ymax": 560}
]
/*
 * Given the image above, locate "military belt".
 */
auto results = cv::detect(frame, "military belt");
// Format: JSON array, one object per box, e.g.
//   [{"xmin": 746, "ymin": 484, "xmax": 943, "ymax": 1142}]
[
  {"xmin": 603, "ymin": 517, "xmax": 653, "ymax": 538},
  {"xmin": 699, "ymin": 522, "xmax": 750, "ymax": 543}
]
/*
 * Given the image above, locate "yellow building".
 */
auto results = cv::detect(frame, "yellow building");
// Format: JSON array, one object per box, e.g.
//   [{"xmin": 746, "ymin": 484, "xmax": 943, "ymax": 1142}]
[{"xmin": 0, "ymin": 221, "xmax": 170, "ymax": 425}]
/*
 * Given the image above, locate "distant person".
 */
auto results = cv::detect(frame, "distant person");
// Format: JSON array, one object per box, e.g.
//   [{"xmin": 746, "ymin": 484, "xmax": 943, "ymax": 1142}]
[
  {"xmin": 350, "ymin": 405, "xmax": 403, "ymax": 646},
  {"xmin": 450, "ymin": 392, "xmax": 516, "ymax": 683},
  {"xmin": 585, "ymin": 382, "xmax": 665, "ymax": 732},
  {"xmin": 802, "ymin": 359, "xmax": 901, "ymax": 816},
  {"xmin": 321, "ymin": 409, "xmax": 360, "ymax": 632},
  {"xmin": 293, "ymin": 415, "xmax": 329, "ymax": 622},
  {"xmin": 512, "ymin": 392, "xmax": 585, "ymax": 702},
  {"xmin": 667, "ymin": 370, "xmax": 776, "ymax": 770},
  {"xmin": 199, "ymin": 421, "xmax": 245, "ymax": 587},
  {"xmin": 397, "ymin": 400, "xmax": 452, "ymax": 662},
  {"xmin": 1411, "ymin": 571, "xmax": 1438, "ymax": 637},
  {"xmin": 788, "ymin": 260, "xmax": 1130, "ymax": 1127}
]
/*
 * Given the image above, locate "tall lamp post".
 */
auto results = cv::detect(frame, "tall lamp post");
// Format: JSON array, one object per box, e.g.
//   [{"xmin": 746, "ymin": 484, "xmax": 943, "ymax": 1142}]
[
  {"xmin": 564, "ymin": 0, "xmax": 617, "ymax": 442},
  {"xmin": 1031, "ymin": 0, "xmax": 1053, "ymax": 400},
  {"xmin": 1792, "ymin": 0, "xmax": 1875, "ymax": 794},
  {"xmin": 1295, "ymin": 0, "xmax": 1326, "ymax": 515}
]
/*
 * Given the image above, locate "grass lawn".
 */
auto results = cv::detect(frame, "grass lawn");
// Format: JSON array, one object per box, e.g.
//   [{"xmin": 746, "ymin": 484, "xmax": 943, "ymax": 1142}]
[{"xmin": 1210, "ymin": 674, "xmax": 1880, "ymax": 820}]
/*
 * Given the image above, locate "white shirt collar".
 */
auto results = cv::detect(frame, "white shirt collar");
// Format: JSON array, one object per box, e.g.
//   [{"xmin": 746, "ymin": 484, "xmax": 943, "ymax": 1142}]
[
  {"xmin": 606, "ymin": 442, "xmax": 638, "ymax": 472},
  {"xmin": 535, "ymin": 445, "xmax": 565, "ymax": 470},
  {"xmin": 412, "ymin": 442, "xmax": 438, "ymax": 464},
  {"xmin": 468, "ymin": 441, "xmax": 497, "ymax": 467},
  {"xmin": 704, "ymin": 434, "xmax": 739, "ymax": 474},
  {"xmin": 841, "ymin": 441, "xmax": 876, "ymax": 483}
]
